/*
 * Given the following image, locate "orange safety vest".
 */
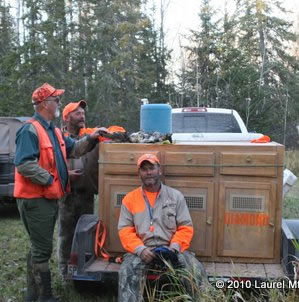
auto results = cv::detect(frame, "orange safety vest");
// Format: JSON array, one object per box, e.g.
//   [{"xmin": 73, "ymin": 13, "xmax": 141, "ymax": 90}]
[{"xmin": 14, "ymin": 119, "xmax": 70, "ymax": 199}]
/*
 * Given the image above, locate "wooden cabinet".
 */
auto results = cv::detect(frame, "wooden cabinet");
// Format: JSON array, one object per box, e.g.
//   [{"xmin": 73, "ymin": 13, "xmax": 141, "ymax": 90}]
[{"xmin": 98, "ymin": 142, "xmax": 284, "ymax": 264}]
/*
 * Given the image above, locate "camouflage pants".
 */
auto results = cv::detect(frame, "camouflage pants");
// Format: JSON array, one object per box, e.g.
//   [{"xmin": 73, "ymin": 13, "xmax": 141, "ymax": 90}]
[
  {"xmin": 57, "ymin": 191, "xmax": 94, "ymax": 277},
  {"xmin": 118, "ymin": 251, "xmax": 207, "ymax": 302}
]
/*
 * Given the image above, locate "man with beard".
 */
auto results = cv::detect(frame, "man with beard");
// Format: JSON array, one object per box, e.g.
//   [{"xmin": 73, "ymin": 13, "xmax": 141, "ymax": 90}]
[
  {"xmin": 118, "ymin": 154, "xmax": 207, "ymax": 302},
  {"xmin": 14, "ymin": 83, "xmax": 105, "ymax": 302},
  {"xmin": 57, "ymin": 100, "xmax": 102, "ymax": 280}
]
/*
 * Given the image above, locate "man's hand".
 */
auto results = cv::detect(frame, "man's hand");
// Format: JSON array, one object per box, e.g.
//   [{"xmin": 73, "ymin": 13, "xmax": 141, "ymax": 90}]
[
  {"xmin": 140, "ymin": 248, "xmax": 156, "ymax": 264},
  {"xmin": 168, "ymin": 247, "xmax": 178, "ymax": 254},
  {"xmin": 89, "ymin": 127, "xmax": 108, "ymax": 140},
  {"xmin": 69, "ymin": 169, "xmax": 83, "ymax": 182}
]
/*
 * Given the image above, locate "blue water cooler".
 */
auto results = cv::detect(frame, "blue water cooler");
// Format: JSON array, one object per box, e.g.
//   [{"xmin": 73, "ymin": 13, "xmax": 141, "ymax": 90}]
[{"xmin": 140, "ymin": 104, "xmax": 172, "ymax": 134}]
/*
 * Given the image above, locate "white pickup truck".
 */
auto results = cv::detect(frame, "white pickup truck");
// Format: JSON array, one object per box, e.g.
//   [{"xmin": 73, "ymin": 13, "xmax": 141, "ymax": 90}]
[{"xmin": 171, "ymin": 107, "xmax": 263, "ymax": 143}]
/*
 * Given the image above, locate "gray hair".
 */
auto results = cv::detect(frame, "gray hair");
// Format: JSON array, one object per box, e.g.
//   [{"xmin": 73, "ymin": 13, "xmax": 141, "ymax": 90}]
[{"xmin": 32, "ymin": 100, "xmax": 42, "ymax": 112}]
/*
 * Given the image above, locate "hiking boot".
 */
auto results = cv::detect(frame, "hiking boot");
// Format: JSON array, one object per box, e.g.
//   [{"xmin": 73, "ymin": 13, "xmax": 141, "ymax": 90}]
[
  {"xmin": 24, "ymin": 251, "xmax": 38, "ymax": 302},
  {"xmin": 32, "ymin": 262, "xmax": 61, "ymax": 302},
  {"xmin": 38, "ymin": 271, "xmax": 61, "ymax": 302}
]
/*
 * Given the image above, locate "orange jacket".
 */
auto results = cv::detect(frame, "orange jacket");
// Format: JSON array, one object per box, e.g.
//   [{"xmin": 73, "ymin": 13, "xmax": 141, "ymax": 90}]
[
  {"xmin": 78, "ymin": 125, "xmax": 126, "ymax": 142},
  {"xmin": 118, "ymin": 184, "xmax": 194, "ymax": 256},
  {"xmin": 14, "ymin": 119, "xmax": 69, "ymax": 199}
]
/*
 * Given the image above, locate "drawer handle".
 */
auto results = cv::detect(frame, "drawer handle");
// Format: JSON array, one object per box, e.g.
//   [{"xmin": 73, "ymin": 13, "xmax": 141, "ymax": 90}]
[
  {"xmin": 130, "ymin": 155, "xmax": 134, "ymax": 161},
  {"xmin": 245, "ymin": 156, "xmax": 252, "ymax": 163},
  {"xmin": 207, "ymin": 217, "xmax": 212, "ymax": 225},
  {"xmin": 187, "ymin": 157, "xmax": 193, "ymax": 162},
  {"xmin": 269, "ymin": 222, "xmax": 274, "ymax": 227}
]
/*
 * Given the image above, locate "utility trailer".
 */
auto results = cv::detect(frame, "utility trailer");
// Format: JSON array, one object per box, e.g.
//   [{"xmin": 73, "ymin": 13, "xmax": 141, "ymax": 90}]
[{"xmin": 68, "ymin": 142, "xmax": 299, "ymax": 286}]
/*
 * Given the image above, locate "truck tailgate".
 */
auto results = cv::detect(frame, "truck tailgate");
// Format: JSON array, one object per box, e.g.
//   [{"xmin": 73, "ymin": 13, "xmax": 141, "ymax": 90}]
[
  {"xmin": 203, "ymin": 262, "xmax": 285, "ymax": 280},
  {"xmin": 84, "ymin": 259, "xmax": 286, "ymax": 281},
  {"xmin": 86, "ymin": 259, "xmax": 120, "ymax": 273}
]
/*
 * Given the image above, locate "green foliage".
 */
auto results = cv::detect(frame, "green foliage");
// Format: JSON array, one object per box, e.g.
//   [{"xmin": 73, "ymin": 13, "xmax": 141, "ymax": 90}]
[
  {"xmin": 0, "ymin": 0, "xmax": 298, "ymax": 143},
  {"xmin": 173, "ymin": 0, "xmax": 299, "ymax": 147},
  {"xmin": 0, "ymin": 0, "xmax": 170, "ymax": 132}
]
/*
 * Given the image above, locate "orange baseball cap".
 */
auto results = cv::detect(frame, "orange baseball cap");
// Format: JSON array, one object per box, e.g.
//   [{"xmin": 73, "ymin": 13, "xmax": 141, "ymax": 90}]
[
  {"xmin": 62, "ymin": 100, "xmax": 87, "ymax": 121},
  {"xmin": 137, "ymin": 154, "xmax": 160, "ymax": 168},
  {"xmin": 32, "ymin": 83, "xmax": 64, "ymax": 104}
]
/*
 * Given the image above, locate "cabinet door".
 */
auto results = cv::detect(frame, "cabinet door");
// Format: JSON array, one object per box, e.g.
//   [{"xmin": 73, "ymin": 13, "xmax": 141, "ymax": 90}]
[
  {"xmin": 165, "ymin": 179, "xmax": 214, "ymax": 257},
  {"xmin": 217, "ymin": 181, "xmax": 276, "ymax": 259},
  {"xmin": 99, "ymin": 177, "xmax": 140, "ymax": 253}
]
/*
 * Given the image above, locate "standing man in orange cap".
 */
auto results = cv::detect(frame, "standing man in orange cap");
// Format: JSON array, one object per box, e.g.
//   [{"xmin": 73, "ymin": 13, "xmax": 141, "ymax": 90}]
[
  {"xmin": 57, "ymin": 100, "xmax": 103, "ymax": 280},
  {"xmin": 14, "ymin": 83, "xmax": 105, "ymax": 302}
]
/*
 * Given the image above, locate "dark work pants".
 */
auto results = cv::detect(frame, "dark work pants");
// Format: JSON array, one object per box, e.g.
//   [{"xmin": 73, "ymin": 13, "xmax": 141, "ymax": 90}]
[{"xmin": 17, "ymin": 198, "xmax": 59, "ymax": 263}]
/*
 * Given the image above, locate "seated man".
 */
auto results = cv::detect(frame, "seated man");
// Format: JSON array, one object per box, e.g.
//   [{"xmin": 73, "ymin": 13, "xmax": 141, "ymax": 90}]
[{"xmin": 118, "ymin": 153, "xmax": 207, "ymax": 302}]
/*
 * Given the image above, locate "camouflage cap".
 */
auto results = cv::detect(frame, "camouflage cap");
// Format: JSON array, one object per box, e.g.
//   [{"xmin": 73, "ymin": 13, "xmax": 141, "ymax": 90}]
[{"xmin": 32, "ymin": 83, "xmax": 64, "ymax": 104}]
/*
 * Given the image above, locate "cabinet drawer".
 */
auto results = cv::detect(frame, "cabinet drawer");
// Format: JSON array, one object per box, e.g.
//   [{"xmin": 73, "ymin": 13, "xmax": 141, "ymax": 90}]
[
  {"xmin": 100, "ymin": 151, "xmax": 161, "ymax": 175},
  {"xmin": 220, "ymin": 152, "xmax": 278, "ymax": 177},
  {"xmin": 164, "ymin": 152, "xmax": 215, "ymax": 176}
]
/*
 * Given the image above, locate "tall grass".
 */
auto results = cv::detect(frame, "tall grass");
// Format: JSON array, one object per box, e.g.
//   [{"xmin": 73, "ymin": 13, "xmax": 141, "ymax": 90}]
[
  {"xmin": 283, "ymin": 150, "xmax": 299, "ymax": 219},
  {"xmin": 142, "ymin": 262, "xmax": 299, "ymax": 302},
  {"xmin": 285, "ymin": 150, "xmax": 299, "ymax": 176}
]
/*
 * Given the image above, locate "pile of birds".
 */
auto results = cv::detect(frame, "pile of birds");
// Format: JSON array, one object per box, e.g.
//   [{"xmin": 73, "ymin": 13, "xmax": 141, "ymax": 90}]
[
  {"xmin": 100, "ymin": 130, "xmax": 172, "ymax": 144},
  {"xmin": 128, "ymin": 131, "xmax": 172, "ymax": 144}
]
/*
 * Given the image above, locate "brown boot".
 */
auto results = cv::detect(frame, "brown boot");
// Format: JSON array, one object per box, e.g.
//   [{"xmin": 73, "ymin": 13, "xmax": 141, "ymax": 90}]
[
  {"xmin": 24, "ymin": 251, "xmax": 38, "ymax": 302},
  {"xmin": 33, "ymin": 262, "xmax": 61, "ymax": 302},
  {"xmin": 38, "ymin": 271, "xmax": 61, "ymax": 302}
]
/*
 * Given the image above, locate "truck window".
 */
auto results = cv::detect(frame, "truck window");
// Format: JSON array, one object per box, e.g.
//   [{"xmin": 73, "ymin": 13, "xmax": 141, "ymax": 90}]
[
  {"xmin": 172, "ymin": 112, "xmax": 242, "ymax": 133},
  {"xmin": 0, "ymin": 123, "xmax": 10, "ymax": 154}
]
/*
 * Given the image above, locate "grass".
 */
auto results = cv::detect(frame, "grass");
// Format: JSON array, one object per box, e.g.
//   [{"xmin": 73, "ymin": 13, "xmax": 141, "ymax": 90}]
[
  {"xmin": 141, "ymin": 265, "xmax": 299, "ymax": 302},
  {"xmin": 285, "ymin": 150, "xmax": 299, "ymax": 177},
  {"xmin": 283, "ymin": 149, "xmax": 299, "ymax": 219},
  {"xmin": 283, "ymin": 195, "xmax": 299, "ymax": 219},
  {"xmin": 0, "ymin": 206, "xmax": 116, "ymax": 302},
  {"xmin": 1, "ymin": 150, "xmax": 299, "ymax": 301},
  {"xmin": 0, "ymin": 207, "xmax": 29, "ymax": 302}
]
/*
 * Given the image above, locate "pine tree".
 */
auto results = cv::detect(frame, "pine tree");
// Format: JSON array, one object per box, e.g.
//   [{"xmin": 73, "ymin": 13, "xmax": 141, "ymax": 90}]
[
  {"xmin": 177, "ymin": 0, "xmax": 299, "ymax": 145},
  {"xmin": 0, "ymin": 1, "xmax": 19, "ymax": 115},
  {"xmin": 235, "ymin": 0, "xmax": 299, "ymax": 143},
  {"xmin": 178, "ymin": 0, "xmax": 220, "ymax": 107}
]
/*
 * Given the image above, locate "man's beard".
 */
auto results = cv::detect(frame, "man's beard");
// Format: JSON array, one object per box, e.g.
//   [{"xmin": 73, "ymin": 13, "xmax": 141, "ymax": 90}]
[
  {"xmin": 143, "ymin": 176, "xmax": 160, "ymax": 188},
  {"xmin": 55, "ymin": 108, "xmax": 60, "ymax": 118}
]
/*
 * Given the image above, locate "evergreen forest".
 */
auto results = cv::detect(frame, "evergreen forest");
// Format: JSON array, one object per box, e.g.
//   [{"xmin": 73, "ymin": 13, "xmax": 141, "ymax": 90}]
[{"xmin": 0, "ymin": 0, "xmax": 299, "ymax": 146}]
